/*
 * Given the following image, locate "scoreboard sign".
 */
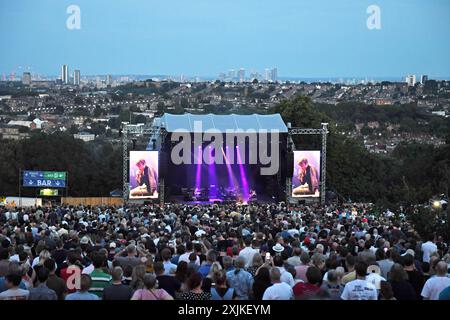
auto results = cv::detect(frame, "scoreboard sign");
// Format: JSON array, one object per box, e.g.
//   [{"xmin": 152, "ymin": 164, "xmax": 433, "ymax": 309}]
[{"xmin": 23, "ymin": 171, "xmax": 67, "ymax": 188}]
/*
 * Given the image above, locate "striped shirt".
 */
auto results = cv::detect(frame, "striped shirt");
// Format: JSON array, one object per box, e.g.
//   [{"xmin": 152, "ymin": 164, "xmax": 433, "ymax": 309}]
[{"xmin": 89, "ymin": 269, "xmax": 112, "ymax": 298}]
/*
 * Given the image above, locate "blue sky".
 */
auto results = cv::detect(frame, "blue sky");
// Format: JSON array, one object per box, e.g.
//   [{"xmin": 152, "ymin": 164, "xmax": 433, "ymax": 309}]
[{"xmin": 1, "ymin": 0, "xmax": 449, "ymax": 78}]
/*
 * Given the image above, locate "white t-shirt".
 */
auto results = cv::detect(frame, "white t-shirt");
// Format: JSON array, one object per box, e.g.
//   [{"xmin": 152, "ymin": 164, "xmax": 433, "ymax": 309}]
[
  {"xmin": 239, "ymin": 247, "xmax": 259, "ymax": 268},
  {"xmin": 262, "ymin": 282, "xmax": 293, "ymax": 300},
  {"xmin": 366, "ymin": 273, "xmax": 386, "ymax": 290},
  {"xmin": 278, "ymin": 267, "xmax": 295, "ymax": 287},
  {"xmin": 82, "ymin": 264, "xmax": 95, "ymax": 275},
  {"xmin": 421, "ymin": 276, "xmax": 450, "ymax": 300},
  {"xmin": 421, "ymin": 241, "xmax": 437, "ymax": 263},
  {"xmin": 341, "ymin": 279, "xmax": 378, "ymax": 300},
  {"xmin": 178, "ymin": 252, "xmax": 200, "ymax": 266}
]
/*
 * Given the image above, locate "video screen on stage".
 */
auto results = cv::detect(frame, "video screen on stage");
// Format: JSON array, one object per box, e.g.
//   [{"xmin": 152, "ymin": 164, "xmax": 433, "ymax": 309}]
[
  {"xmin": 292, "ymin": 150, "xmax": 321, "ymax": 198},
  {"xmin": 129, "ymin": 151, "xmax": 159, "ymax": 199}
]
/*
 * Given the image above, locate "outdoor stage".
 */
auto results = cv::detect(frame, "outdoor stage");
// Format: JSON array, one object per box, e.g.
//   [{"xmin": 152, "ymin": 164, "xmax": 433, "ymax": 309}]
[{"xmin": 122, "ymin": 113, "xmax": 328, "ymax": 205}]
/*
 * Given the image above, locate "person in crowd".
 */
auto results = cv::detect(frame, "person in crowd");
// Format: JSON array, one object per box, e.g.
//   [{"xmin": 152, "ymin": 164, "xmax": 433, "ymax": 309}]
[
  {"xmin": 388, "ymin": 263, "xmax": 417, "ymax": 300},
  {"xmin": 226, "ymin": 256, "xmax": 254, "ymax": 300},
  {"xmin": 65, "ymin": 275, "xmax": 99, "ymax": 300},
  {"xmin": 44, "ymin": 258, "xmax": 67, "ymax": 300},
  {"xmin": 262, "ymin": 268, "xmax": 293, "ymax": 300},
  {"xmin": 103, "ymin": 267, "xmax": 134, "ymax": 300},
  {"xmin": 246, "ymin": 253, "xmax": 263, "ymax": 277},
  {"xmin": 421, "ymin": 235, "xmax": 437, "ymax": 264},
  {"xmin": 210, "ymin": 270, "xmax": 236, "ymax": 300},
  {"xmin": 198, "ymin": 250, "xmax": 217, "ymax": 278},
  {"xmin": 319, "ymin": 269, "xmax": 344, "ymax": 300},
  {"xmin": 154, "ymin": 261, "xmax": 181, "ymax": 298},
  {"xmin": 252, "ymin": 266, "xmax": 272, "ymax": 300},
  {"xmin": 379, "ymin": 281, "xmax": 396, "ymax": 300},
  {"xmin": 161, "ymin": 248, "xmax": 177, "ymax": 275},
  {"xmin": 293, "ymin": 266, "xmax": 322, "ymax": 299},
  {"xmin": 0, "ymin": 201, "xmax": 448, "ymax": 302},
  {"xmin": 421, "ymin": 261, "xmax": 450, "ymax": 300},
  {"xmin": 131, "ymin": 274, "xmax": 173, "ymax": 300},
  {"xmin": 130, "ymin": 264, "xmax": 147, "ymax": 291},
  {"xmin": 114, "ymin": 244, "xmax": 144, "ymax": 269},
  {"xmin": 341, "ymin": 262, "xmax": 378, "ymax": 300},
  {"xmin": 88, "ymin": 253, "xmax": 112, "ymax": 298},
  {"xmin": 28, "ymin": 267, "xmax": 57, "ymax": 300},
  {"xmin": 239, "ymin": 237, "xmax": 259, "ymax": 268},
  {"xmin": 178, "ymin": 272, "xmax": 211, "ymax": 300},
  {"xmin": 376, "ymin": 248, "xmax": 394, "ymax": 279},
  {"xmin": 402, "ymin": 253, "xmax": 424, "ymax": 298},
  {"xmin": 0, "ymin": 272, "xmax": 30, "ymax": 300}
]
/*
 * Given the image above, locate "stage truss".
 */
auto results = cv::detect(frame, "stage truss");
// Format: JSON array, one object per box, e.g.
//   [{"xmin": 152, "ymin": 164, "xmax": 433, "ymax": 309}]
[
  {"xmin": 287, "ymin": 123, "xmax": 329, "ymax": 204},
  {"xmin": 122, "ymin": 122, "xmax": 328, "ymax": 205}
]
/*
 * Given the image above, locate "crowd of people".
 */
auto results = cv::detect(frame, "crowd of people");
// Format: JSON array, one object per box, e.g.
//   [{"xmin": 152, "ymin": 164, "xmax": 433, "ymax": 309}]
[{"xmin": 0, "ymin": 202, "xmax": 449, "ymax": 301}]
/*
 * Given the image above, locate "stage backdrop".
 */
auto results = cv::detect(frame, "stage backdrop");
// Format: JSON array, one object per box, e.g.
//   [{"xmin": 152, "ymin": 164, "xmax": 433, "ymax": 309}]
[
  {"xmin": 292, "ymin": 150, "xmax": 321, "ymax": 198},
  {"xmin": 129, "ymin": 151, "xmax": 159, "ymax": 199}
]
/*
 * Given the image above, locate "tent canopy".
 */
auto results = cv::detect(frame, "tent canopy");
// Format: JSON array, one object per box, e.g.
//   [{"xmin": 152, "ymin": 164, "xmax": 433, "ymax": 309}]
[{"xmin": 160, "ymin": 113, "xmax": 288, "ymax": 133}]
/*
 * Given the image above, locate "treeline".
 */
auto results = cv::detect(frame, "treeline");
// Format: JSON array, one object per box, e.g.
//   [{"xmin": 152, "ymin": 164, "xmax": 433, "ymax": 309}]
[
  {"xmin": 273, "ymin": 96, "xmax": 450, "ymax": 206},
  {"xmin": 0, "ymin": 133, "xmax": 122, "ymax": 197}
]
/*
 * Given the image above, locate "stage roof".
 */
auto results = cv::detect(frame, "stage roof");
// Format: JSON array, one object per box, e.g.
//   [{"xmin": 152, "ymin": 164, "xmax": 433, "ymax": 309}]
[{"xmin": 160, "ymin": 113, "xmax": 288, "ymax": 133}]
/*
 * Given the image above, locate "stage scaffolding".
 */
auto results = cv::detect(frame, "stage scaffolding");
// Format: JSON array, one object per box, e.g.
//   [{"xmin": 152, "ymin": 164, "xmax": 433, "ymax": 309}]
[
  {"xmin": 122, "ymin": 121, "xmax": 328, "ymax": 205},
  {"xmin": 287, "ymin": 123, "xmax": 329, "ymax": 204}
]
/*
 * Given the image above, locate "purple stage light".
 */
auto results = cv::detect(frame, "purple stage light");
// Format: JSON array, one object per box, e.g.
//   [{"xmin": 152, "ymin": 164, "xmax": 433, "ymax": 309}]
[
  {"xmin": 208, "ymin": 146, "xmax": 218, "ymax": 199},
  {"xmin": 236, "ymin": 146, "xmax": 249, "ymax": 202},
  {"xmin": 221, "ymin": 147, "xmax": 237, "ymax": 191},
  {"xmin": 195, "ymin": 146, "xmax": 202, "ymax": 191}
]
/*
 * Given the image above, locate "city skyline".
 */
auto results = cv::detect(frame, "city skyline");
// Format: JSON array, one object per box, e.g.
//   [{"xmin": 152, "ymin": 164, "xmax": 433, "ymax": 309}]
[{"xmin": 1, "ymin": 0, "xmax": 450, "ymax": 78}]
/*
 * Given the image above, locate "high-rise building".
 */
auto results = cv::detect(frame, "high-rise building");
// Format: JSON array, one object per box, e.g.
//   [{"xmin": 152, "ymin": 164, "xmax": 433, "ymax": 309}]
[
  {"xmin": 270, "ymin": 68, "xmax": 278, "ymax": 82},
  {"xmin": 264, "ymin": 68, "xmax": 271, "ymax": 82},
  {"xmin": 22, "ymin": 72, "xmax": 31, "ymax": 85},
  {"xmin": 73, "ymin": 69, "xmax": 80, "ymax": 85},
  {"xmin": 106, "ymin": 74, "xmax": 113, "ymax": 86},
  {"xmin": 405, "ymin": 74, "xmax": 416, "ymax": 87},
  {"xmin": 61, "ymin": 65, "xmax": 69, "ymax": 84},
  {"xmin": 238, "ymin": 68, "xmax": 245, "ymax": 83},
  {"xmin": 228, "ymin": 69, "xmax": 236, "ymax": 81},
  {"xmin": 421, "ymin": 75, "xmax": 428, "ymax": 84}
]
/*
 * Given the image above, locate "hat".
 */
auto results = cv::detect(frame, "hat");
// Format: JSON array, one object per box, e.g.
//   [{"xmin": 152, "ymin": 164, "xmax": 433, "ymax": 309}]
[
  {"xmin": 401, "ymin": 249, "xmax": 415, "ymax": 257},
  {"xmin": 80, "ymin": 236, "xmax": 90, "ymax": 245},
  {"xmin": 109, "ymin": 242, "xmax": 117, "ymax": 249},
  {"xmin": 272, "ymin": 243, "xmax": 285, "ymax": 253},
  {"xmin": 367, "ymin": 265, "xmax": 381, "ymax": 275},
  {"xmin": 195, "ymin": 230, "xmax": 206, "ymax": 237}
]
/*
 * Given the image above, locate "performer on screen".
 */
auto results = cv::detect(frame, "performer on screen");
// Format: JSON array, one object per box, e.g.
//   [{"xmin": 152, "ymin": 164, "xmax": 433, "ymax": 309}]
[
  {"xmin": 130, "ymin": 159, "xmax": 158, "ymax": 197},
  {"xmin": 292, "ymin": 157, "xmax": 319, "ymax": 195}
]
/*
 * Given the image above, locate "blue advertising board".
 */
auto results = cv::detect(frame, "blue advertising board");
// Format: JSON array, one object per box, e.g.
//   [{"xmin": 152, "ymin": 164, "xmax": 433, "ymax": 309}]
[{"xmin": 23, "ymin": 171, "xmax": 67, "ymax": 188}]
